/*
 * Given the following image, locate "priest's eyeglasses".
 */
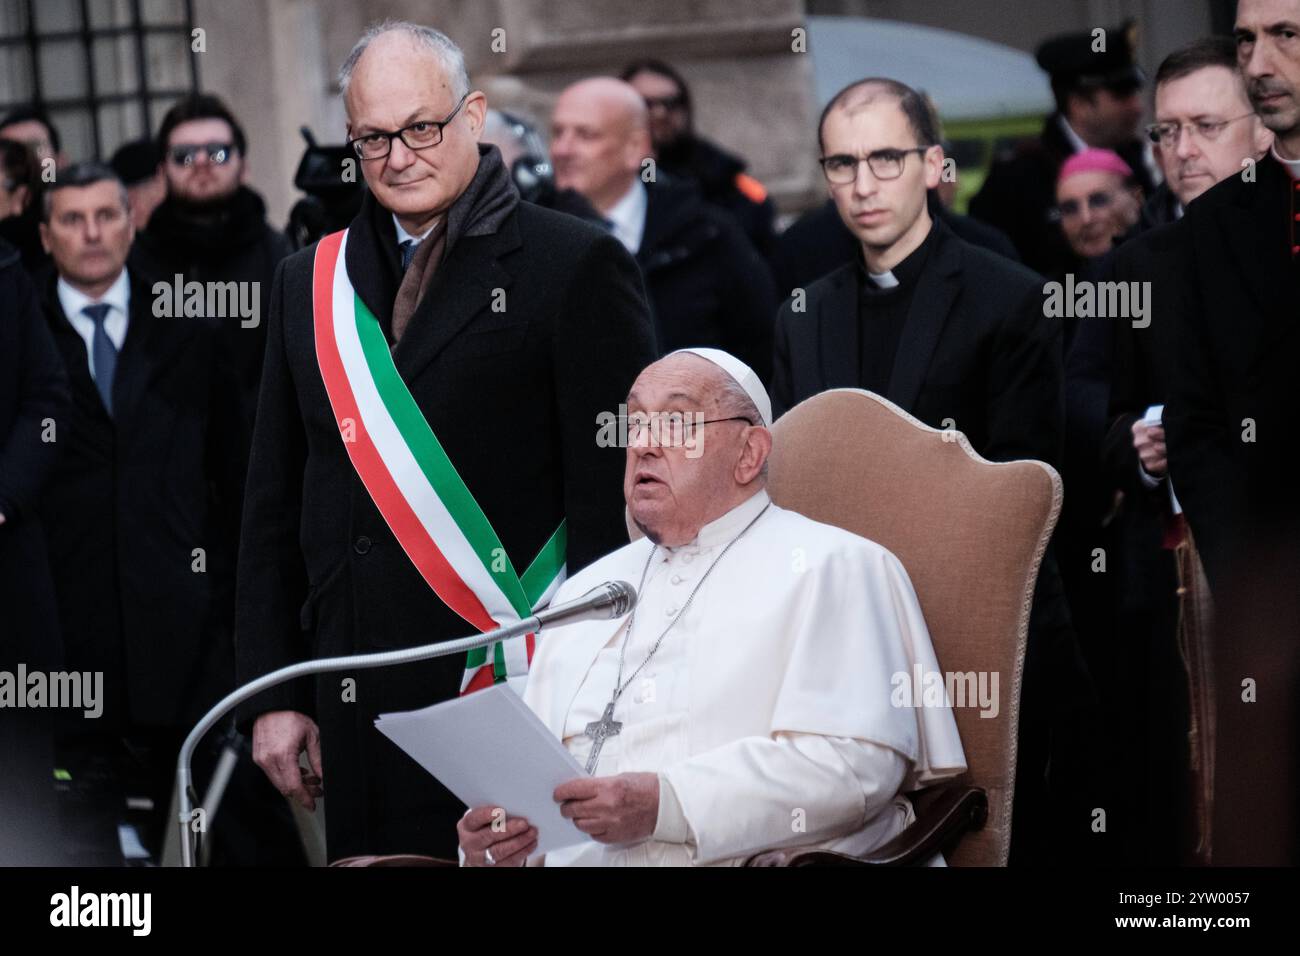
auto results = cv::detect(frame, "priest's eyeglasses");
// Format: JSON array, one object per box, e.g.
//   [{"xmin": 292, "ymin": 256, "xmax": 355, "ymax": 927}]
[
  {"xmin": 1145, "ymin": 113, "xmax": 1255, "ymax": 148},
  {"xmin": 819, "ymin": 147, "xmax": 930, "ymax": 184},
  {"xmin": 347, "ymin": 94, "xmax": 469, "ymax": 160},
  {"xmin": 626, "ymin": 413, "xmax": 753, "ymax": 447}
]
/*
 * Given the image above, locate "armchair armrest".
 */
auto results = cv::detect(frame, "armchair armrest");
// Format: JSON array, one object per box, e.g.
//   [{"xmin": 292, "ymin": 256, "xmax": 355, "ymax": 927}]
[{"xmin": 745, "ymin": 783, "xmax": 987, "ymax": 867}]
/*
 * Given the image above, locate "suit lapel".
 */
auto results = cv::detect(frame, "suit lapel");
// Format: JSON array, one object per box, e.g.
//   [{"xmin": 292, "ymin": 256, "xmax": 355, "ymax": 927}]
[
  {"xmin": 390, "ymin": 213, "xmax": 521, "ymax": 385},
  {"xmin": 815, "ymin": 265, "xmax": 860, "ymax": 392},
  {"xmin": 887, "ymin": 222, "xmax": 961, "ymax": 412}
]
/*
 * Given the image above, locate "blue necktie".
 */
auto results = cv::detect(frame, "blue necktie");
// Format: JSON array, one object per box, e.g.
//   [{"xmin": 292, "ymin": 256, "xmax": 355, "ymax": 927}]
[
  {"xmin": 83, "ymin": 303, "xmax": 117, "ymax": 415},
  {"xmin": 399, "ymin": 239, "xmax": 417, "ymax": 271}
]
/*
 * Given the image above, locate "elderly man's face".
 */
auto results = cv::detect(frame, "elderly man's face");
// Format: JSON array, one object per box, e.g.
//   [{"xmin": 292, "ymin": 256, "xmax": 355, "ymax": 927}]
[
  {"xmin": 40, "ymin": 180, "xmax": 134, "ymax": 290},
  {"xmin": 345, "ymin": 35, "xmax": 486, "ymax": 227},
  {"xmin": 623, "ymin": 355, "xmax": 768, "ymax": 548},
  {"xmin": 1237, "ymin": 0, "xmax": 1300, "ymax": 140},
  {"xmin": 551, "ymin": 82, "xmax": 650, "ymax": 212},
  {"xmin": 1154, "ymin": 66, "xmax": 1272, "ymax": 206},
  {"xmin": 1055, "ymin": 169, "xmax": 1140, "ymax": 259}
]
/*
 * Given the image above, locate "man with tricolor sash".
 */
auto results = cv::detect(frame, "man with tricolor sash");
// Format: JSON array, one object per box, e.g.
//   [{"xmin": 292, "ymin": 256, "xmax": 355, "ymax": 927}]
[{"xmin": 234, "ymin": 20, "xmax": 656, "ymax": 861}]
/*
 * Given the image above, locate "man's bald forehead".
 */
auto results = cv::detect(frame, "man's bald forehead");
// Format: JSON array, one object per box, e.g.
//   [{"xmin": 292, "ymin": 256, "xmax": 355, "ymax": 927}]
[
  {"xmin": 829, "ymin": 79, "xmax": 903, "ymax": 118},
  {"xmin": 559, "ymin": 77, "xmax": 649, "ymax": 130}
]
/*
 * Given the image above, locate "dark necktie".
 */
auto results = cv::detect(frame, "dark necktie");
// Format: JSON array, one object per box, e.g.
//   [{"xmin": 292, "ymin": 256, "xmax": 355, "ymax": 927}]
[
  {"xmin": 400, "ymin": 239, "xmax": 417, "ymax": 271},
  {"xmin": 83, "ymin": 303, "xmax": 117, "ymax": 415}
]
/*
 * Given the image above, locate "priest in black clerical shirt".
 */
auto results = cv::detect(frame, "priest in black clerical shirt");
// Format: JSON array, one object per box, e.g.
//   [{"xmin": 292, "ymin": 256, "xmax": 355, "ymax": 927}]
[
  {"xmin": 773, "ymin": 77, "xmax": 1099, "ymax": 868},
  {"xmin": 772, "ymin": 78, "xmax": 1061, "ymax": 469}
]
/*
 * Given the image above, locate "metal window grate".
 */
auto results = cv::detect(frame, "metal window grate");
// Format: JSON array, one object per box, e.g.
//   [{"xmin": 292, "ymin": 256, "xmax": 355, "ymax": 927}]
[{"xmin": 0, "ymin": 0, "xmax": 201, "ymax": 161}]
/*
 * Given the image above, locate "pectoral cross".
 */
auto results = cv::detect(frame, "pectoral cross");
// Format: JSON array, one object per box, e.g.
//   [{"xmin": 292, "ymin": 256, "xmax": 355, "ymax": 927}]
[{"xmin": 583, "ymin": 701, "xmax": 622, "ymax": 774}]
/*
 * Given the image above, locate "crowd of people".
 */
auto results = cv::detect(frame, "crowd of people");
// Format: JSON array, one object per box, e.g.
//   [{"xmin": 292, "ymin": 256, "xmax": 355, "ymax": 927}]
[{"xmin": 0, "ymin": 2, "xmax": 1296, "ymax": 867}]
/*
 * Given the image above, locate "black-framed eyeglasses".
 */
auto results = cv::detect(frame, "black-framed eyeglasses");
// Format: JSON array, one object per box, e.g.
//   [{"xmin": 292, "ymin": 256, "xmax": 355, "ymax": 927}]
[
  {"xmin": 347, "ymin": 94, "xmax": 469, "ymax": 160},
  {"xmin": 1145, "ymin": 113, "xmax": 1256, "ymax": 147},
  {"xmin": 819, "ymin": 147, "xmax": 930, "ymax": 184},
  {"xmin": 1051, "ymin": 190, "xmax": 1117, "ymax": 221},
  {"xmin": 168, "ymin": 142, "xmax": 235, "ymax": 167},
  {"xmin": 626, "ymin": 413, "xmax": 753, "ymax": 446}
]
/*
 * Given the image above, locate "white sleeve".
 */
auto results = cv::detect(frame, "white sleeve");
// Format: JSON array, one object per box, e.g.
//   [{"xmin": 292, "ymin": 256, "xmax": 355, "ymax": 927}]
[{"xmin": 658, "ymin": 732, "xmax": 907, "ymax": 865}]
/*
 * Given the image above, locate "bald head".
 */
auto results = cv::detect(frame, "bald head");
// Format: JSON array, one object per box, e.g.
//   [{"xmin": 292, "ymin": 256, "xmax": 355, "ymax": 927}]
[
  {"xmin": 551, "ymin": 77, "xmax": 652, "ymax": 213},
  {"xmin": 817, "ymin": 77, "xmax": 939, "ymax": 153},
  {"xmin": 339, "ymin": 21, "xmax": 486, "ymax": 235}
]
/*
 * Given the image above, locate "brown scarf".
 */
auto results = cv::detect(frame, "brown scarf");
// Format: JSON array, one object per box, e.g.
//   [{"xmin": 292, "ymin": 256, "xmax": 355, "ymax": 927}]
[{"xmin": 388, "ymin": 144, "xmax": 520, "ymax": 344}]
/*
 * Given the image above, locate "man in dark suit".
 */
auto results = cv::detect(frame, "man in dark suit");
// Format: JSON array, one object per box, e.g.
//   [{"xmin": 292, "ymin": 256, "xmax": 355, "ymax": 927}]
[
  {"xmin": 1061, "ymin": 38, "xmax": 1273, "ymax": 863},
  {"xmin": 551, "ymin": 77, "xmax": 775, "ymax": 382},
  {"xmin": 774, "ymin": 77, "xmax": 1099, "ymax": 865},
  {"xmin": 620, "ymin": 59, "xmax": 778, "ymax": 258},
  {"xmin": 1165, "ymin": 0, "xmax": 1300, "ymax": 864},
  {"xmin": 969, "ymin": 21, "xmax": 1158, "ymax": 278},
  {"xmin": 0, "ymin": 236, "xmax": 68, "ymax": 864},
  {"xmin": 36, "ymin": 163, "xmax": 258, "ymax": 860},
  {"xmin": 238, "ymin": 22, "xmax": 657, "ymax": 862},
  {"xmin": 129, "ymin": 94, "xmax": 293, "ymax": 432}
]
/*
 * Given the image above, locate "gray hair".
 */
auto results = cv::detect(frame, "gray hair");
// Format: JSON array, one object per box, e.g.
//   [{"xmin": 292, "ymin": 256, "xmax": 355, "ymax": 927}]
[
  {"xmin": 338, "ymin": 19, "xmax": 470, "ymax": 101},
  {"xmin": 41, "ymin": 161, "xmax": 128, "ymax": 222}
]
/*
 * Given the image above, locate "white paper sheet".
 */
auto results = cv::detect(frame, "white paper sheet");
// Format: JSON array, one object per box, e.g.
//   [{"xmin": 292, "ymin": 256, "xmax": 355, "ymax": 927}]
[{"xmin": 375, "ymin": 684, "xmax": 592, "ymax": 856}]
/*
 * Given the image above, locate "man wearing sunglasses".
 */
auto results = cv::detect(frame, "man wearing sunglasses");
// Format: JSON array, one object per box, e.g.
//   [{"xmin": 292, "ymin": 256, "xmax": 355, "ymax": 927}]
[
  {"xmin": 236, "ymin": 20, "xmax": 656, "ymax": 864},
  {"xmin": 970, "ymin": 20, "xmax": 1159, "ymax": 278},
  {"xmin": 130, "ymin": 94, "xmax": 292, "ymax": 433}
]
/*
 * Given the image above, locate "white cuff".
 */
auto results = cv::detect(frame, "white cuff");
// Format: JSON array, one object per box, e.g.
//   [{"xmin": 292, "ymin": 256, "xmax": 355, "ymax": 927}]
[
  {"xmin": 651, "ymin": 773, "xmax": 692, "ymax": 844},
  {"xmin": 1138, "ymin": 460, "xmax": 1163, "ymax": 489}
]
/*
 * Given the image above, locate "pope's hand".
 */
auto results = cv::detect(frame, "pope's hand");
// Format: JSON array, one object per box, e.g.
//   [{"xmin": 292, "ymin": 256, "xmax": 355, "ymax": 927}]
[
  {"xmin": 555, "ymin": 772, "xmax": 659, "ymax": 844},
  {"xmin": 458, "ymin": 806, "xmax": 537, "ymax": 866}
]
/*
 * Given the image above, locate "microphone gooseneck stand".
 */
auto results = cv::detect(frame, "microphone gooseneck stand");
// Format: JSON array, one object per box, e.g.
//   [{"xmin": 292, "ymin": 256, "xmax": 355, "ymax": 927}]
[{"xmin": 176, "ymin": 581, "xmax": 635, "ymax": 867}]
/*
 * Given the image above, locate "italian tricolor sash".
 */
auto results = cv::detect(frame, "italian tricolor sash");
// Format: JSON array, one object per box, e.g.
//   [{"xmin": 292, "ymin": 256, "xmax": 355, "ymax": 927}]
[{"xmin": 312, "ymin": 229, "xmax": 566, "ymax": 694}]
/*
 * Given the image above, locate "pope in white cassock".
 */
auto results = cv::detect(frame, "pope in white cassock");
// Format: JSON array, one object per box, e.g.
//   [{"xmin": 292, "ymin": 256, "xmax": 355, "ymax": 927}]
[{"xmin": 457, "ymin": 348, "xmax": 966, "ymax": 866}]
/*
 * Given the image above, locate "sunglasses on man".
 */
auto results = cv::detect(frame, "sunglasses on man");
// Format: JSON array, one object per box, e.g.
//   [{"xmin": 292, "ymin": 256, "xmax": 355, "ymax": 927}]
[{"xmin": 168, "ymin": 142, "xmax": 236, "ymax": 167}]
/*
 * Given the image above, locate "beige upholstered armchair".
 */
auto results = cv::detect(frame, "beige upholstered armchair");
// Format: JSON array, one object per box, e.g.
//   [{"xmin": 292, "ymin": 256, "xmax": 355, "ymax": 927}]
[
  {"xmin": 333, "ymin": 388, "xmax": 1060, "ymax": 869},
  {"xmin": 745, "ymin": 389, "xmax": 1060, "ymax": 867}
]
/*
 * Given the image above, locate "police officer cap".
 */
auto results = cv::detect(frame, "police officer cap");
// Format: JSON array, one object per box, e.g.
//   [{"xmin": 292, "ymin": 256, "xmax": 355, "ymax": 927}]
[{"xmin": 1035, "ymin": 19, "xmax": 1145, "ymax": 91}]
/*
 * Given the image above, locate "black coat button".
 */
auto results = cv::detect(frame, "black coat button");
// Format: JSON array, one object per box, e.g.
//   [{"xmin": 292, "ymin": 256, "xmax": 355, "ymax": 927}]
[{"xmin": 354, "ymin": 535, "xmax": 372, "ymax": 555}]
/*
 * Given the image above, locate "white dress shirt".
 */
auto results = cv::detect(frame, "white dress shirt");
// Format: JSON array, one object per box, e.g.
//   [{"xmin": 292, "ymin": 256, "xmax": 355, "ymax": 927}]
[
  {"xmin": 604, "ymin": 178, "xmax": 648, "ymax": 255},
  {"xmin": 58, "ymin": 269, "xmax": 130, "ymax": 379},
  {"xmin": 392, "ymin": 213, "xmax": 437, "ymax": 248}
]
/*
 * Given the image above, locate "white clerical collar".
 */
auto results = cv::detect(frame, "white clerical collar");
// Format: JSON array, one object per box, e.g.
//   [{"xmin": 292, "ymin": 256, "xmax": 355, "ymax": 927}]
[
  {"xmin": 604, "ymin": 178, "xmax": 647, "ymax": 255},
  {"xmin": 1271, "ymin": 143, "xmax": 1300, "ymax": 176},
  {"xmin": 57, "ymin": 267, "xmax": 130, "ymax": 323},
  {"xmin": 669, "ymin": 488, "xmax": 771, "ymax": 555},
  {"xmin": 868, "ymin": 269, "xmax": 899, "ymax": 289},
  {"xmin": 392, "ymin": 213, "xmax": 437, "ymax": 246}
]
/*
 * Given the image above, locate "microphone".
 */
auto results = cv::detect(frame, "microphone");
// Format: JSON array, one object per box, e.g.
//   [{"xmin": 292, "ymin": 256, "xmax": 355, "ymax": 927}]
[
  {"xmin": 175, "ymin": 581, "xmax": 636, "ymax": 865},
  {"xmin": 534, "ymin": 580, "xmax": 636, "ymax": 628}
]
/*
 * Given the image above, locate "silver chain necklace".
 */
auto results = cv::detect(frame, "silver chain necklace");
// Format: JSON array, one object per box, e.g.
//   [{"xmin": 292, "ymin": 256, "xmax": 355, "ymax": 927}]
[{"xmin": 582, "ymin": 501, "xmax": 771, "ymax": 774}]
